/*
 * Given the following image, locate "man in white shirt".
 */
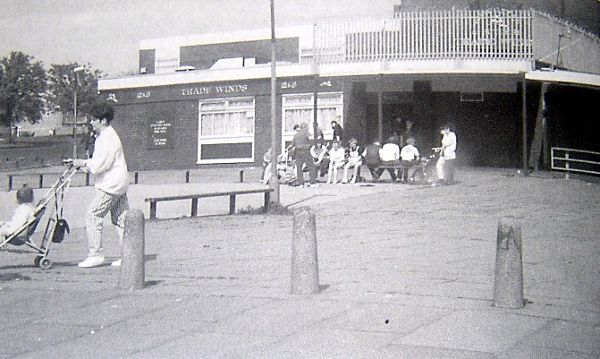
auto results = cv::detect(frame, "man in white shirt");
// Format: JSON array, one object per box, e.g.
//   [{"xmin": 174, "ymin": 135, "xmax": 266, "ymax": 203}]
[
  {"xmin": 400, "ymin": 137, "xmax": 420, "ymax": 182},
  {"xmin": 72, "ymin": 100, "xmax": 129, "ymax": 268},
  {"xmin": 435, "ymin": 124, "xmax": 457, "ymax": 185},
  {"xmin": 376, "ymin": 137, "xmax": 400, "ymax": 181}
]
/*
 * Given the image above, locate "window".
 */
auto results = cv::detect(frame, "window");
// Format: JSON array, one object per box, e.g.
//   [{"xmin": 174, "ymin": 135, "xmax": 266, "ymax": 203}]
[
  {"xmin": 197, "ymin": 97, "xmax": 255, "ymax": 164},
  {"xmin": 282, "ymin": 92, "xmax": 343, "ymax": 148}
]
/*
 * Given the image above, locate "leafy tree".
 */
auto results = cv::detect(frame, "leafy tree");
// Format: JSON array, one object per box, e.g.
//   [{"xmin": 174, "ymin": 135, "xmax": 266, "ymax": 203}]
[
  {"xmin": 0, "ymin": 51, "xmax": 47, "ymax": 127},
  {"xmin": 46, "ymin": 63, "xmax": 102, "ymax": 121}
]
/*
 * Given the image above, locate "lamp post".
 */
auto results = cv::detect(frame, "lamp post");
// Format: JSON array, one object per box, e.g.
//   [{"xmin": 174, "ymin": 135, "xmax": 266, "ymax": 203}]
[
  {"xmin": 269, "ymin": 0, "xmax": 280, "ymax": 204},
  {"xmin": 72, "ymin": 66, "xmax": 85, "ymax": 159}
]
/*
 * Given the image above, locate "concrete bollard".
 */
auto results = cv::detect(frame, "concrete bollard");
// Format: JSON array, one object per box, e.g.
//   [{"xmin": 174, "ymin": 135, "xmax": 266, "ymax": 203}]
[
  {"xmin": 119, "ymin": 208, "xmax": 145, "ymax": 290},
  {"xmin": 291, "ymin": 207, "xmax": 320, "ymax": 294},
  {"xmin": 493, "ymin": 216, "xmax": 525, "ymax": 309}
]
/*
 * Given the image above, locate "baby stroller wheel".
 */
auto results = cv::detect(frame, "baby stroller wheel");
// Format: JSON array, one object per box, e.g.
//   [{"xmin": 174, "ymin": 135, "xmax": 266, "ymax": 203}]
[
  {"xmin": 34, "ymin": 256, "xmax": 43, "ymax": 267},
  {"xmin": 39, "ymin": 257, "xmax": 52, "ymax": 270}
]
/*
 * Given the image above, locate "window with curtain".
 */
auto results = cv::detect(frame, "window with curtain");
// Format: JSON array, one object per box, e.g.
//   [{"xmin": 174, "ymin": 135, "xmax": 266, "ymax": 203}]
[
  {"xmin": 282, "ymin": 92, "xmax": 343, "ymax": 144},
  {"xmin": 197, "ymin": 97, "xmax": 255, "ymax": 164}
]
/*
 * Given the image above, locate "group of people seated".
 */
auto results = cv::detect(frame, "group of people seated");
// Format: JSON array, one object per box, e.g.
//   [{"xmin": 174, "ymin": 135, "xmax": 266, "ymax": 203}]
[
  {"xmin": 261, "ymin": 121, "xmax": 457, "ymax": 187},
  {"xmin": 362, "ymin": 136, "xmax": 421, "ymax": 183}
]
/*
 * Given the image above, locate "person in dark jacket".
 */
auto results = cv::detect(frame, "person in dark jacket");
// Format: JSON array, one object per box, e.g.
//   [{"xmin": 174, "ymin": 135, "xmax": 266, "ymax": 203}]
[
  {"xmin": 362, "ymin": 139, "xmax": 382, "ymax": 181},
  {"xmin": 292, "ymin": 123, "xmax": 317, "ymax": 187},
  {"xmin": 331, "ymin": 118, "xmax": 344, "ymax": 143}
]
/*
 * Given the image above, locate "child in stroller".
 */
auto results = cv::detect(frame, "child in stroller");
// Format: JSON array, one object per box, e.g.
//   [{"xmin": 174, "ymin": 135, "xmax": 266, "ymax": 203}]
[{"xmin": 0, "ymin": 185, "xmax": 35, "ymax": 245}]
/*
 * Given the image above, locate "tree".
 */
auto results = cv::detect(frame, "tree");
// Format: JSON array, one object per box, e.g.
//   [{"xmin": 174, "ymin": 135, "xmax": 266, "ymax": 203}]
[
  {"xmin": 0, "ymin": 51, "xmax": 47, "ymax": 128},
  {"xmin": 46, "ymin": 63, "xmax": 102, "ymax": 122}
]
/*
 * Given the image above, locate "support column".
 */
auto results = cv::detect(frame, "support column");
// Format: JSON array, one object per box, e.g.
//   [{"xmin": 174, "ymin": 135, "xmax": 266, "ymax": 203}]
[{"xmin": 377, "ymin": 74, "xmax": 383, "ymax": 142}]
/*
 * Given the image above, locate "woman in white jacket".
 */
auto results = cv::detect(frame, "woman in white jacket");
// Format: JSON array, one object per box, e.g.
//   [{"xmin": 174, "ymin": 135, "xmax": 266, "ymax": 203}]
[{"xmin": 72, "ymin": 100, "xmax": 129, "ymax": 268}]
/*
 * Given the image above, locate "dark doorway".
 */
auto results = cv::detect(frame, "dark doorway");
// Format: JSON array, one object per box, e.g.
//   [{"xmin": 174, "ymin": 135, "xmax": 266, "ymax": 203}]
[{"xmin": 364, "ymin": 92, "xmax": 414, "ymax": 143}]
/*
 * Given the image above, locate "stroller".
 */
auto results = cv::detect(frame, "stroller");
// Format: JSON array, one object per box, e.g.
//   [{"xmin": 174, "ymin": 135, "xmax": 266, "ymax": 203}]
[
  {"xmin": 278, "ymin": 146, "xmax": 298, "ymax": 185},
  {"xmin": 1, "ymin": 166, "xmax": 77, "ymax": 269},
  {"xmin": 411, "ymin": 150, "xmax": 440, "ymax": 185}
]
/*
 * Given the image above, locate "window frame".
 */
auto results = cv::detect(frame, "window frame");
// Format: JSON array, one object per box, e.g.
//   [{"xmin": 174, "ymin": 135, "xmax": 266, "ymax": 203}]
[
  {"xmin": 197, "ymin": 97, "xmax": 255, "ymax": 164},
  {"xmin": 281, "ymin": 92, "xmax": 344, "ymax": 150}
]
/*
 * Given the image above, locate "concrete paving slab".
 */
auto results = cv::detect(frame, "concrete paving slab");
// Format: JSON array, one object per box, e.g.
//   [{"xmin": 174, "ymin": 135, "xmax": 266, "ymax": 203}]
[
  {"xmin": 397, "ymin": 310, "xmax": 550, "ymax": 353},
  {"xmin": 13, "ymin": 324, "xmax": 179, "ymax": 359},
  {"xmin": 33, "ymin": 294, "xmax": 175, "ymax": 327},
  {"xmin": 210, "ymin": 298, "xmax": 349, "ymax": 337},
  {"xmin": 129, "ymin": 332, "xmax": 281, "ymax": 359},
  {"xmin": 105, "ymin": 295, "xmax": 275, "ymax": 334},
  {"xmin": 256, "ymin": 327, "xmax": 399, "ymax": 359},
  {"xmin": 0, "ymin": 323, "xmax": 93, "ymax": 357},
  {"xmin": 380, "ymin": 344, "xmax": 498, "ymax": 359},
  {"xmin": 322, "ymin": 301, "xmax": 452, "ymax": 334},
  {"xmin": 514, "ymin": 319, "xmax": 600, "ymax": 356},
  {"xmin": 497, "ymin": 346, "xmax": 598, "ymax": 359}
]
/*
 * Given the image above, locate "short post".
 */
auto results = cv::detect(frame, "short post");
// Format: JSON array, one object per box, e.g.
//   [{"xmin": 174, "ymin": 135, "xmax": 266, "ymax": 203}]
[
  {"xmin": 8, "ymin": 175, "xmax": 13, "ymax": 191},
  {"xmin": 493, "ymin": 216, "xmax": 525, "ymax": 309},
  {"xmin": 119, "ymin": 208, "xmax": 145, "ymax": 290},
  {"xmin": 85, "ymin": 172, "xmax": 90, "ymax": 186},
  {"xmin": 39, "ymin": 174, "xmax": 44, "ymax": 189},
  {"xmin": 134, "ymin": 171, "xmax": 139, "ymax": 184},
  {"xmin": 564, "ymin": 153, "xmax": 570, "ymax": 180},
  {"xmin": 185, "ymin": 170, "xmax": 190, "ymax": 183},
  {"xmin": 191, "ymin": 198, "xmax": 198, "ymax": 217},
  {"xmin": 229, "ymin": 195, "xmax": 236, "ymax": 214},
  {"xmin": 239, "ymin": 170, "xmax": 244, "ymax": 183},
  {"xmin": 291, "ymin": 207, "xmax": 320, "ymax": 294}
]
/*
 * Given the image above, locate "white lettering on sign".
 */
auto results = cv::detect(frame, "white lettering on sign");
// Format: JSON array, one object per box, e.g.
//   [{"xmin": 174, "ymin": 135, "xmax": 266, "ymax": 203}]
[
  {"xmin": 107, "ymin": 93, "xmax": 118, "ymax": 103},
  {"xmin": 215, "ymin": 84, "xmax": 248, "ymax": 93},
  {"xmin": 281, "ymin": 81, "xmax": 297, "ymax": 89},
  {"xmin": 137, "ymin": 91, "xmax": 151, "ymax": 99},
  {"xmin": 181, "ymin": 84, "xmax": 248, "ymax": 96},
  {"xmin": 320, "ymin": 80, "xmax": 332, "ymax": 87},
  {"xmin": 149, "ymin": 120, "xmax": 173, "ymax": 148},
  {"xmin": 181, "ymin": 87, "xmax": 212, "ymax": 96}
]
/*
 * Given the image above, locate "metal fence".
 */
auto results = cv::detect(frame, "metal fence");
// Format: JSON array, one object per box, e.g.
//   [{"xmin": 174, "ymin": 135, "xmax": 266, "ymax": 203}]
[
  {"xmin": 313, "ymin": 9, "xmax": 533, "ymax": 63},
  {"xmin": 551, "ymin": 147, "xmax": 600, "ymax": 179}
]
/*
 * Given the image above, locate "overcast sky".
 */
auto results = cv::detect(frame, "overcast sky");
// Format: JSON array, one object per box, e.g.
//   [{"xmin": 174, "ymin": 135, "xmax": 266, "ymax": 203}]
[{"xmin": 0, "ymin": 0, "xmax": 397, "ymax": 77}]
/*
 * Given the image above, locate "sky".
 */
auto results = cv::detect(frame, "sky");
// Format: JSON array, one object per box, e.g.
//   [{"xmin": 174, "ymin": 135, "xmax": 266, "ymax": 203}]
[{"xmin": 0, "ymin": 0, "xmax": 397, "ymax": 77}]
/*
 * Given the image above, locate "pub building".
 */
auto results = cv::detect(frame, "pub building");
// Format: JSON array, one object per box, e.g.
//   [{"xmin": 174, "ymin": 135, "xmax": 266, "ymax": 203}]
[{"xmin": 99, "ymin": 5, "xmax": 600, "ymax": 171}]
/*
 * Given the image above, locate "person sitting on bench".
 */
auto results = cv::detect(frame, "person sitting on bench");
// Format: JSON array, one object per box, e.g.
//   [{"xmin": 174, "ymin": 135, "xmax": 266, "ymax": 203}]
[
  {"xmin": 310, "ymin": 141, "xmax": 330, "ymax": 178},
  {"xmin": 399, "ymin": 137, "xmax": 420, "ymax": 182},
  {"xmin": 342, "ymin": 138, "xmax": 363, "ymax": 184},
  {"xmin": 376, "ymin": 137, "xmax": 401, "ymax": 182},
  {"xmin": 326, "ymin": 140, "xmax": 346, "ymax": 184},
  {"xmin": 0, "ymin": 184, "xmax": 35, "ymax": 245}
]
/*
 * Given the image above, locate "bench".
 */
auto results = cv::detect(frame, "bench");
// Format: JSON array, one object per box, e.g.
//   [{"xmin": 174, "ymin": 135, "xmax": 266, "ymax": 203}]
[
  {"xmin": 375, "ymin": 161, "xmax": 424, "ymax": 181},
  {"xmin": 145, "ymin": 188, "xmax": 274, "ymax": 220}
]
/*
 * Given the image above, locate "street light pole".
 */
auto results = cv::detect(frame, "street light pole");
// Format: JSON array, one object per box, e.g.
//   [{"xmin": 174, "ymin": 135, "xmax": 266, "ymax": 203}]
[
  {"xmin": 269, "ymin": 0, "xmax": 280, "ymax": 204},
  {"xmin": 72, "ymin": 66, "xmax": 85, "ymax": 159}
]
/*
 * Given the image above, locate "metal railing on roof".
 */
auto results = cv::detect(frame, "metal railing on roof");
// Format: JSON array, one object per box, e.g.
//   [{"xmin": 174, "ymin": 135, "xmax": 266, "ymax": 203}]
[
  {"xmin": 551, "ymin": 147, "xmax": 600, "ymax": 179},
  {"xmin": 312, "ymin": 9, "xmax": 533, "ymax": 63}
]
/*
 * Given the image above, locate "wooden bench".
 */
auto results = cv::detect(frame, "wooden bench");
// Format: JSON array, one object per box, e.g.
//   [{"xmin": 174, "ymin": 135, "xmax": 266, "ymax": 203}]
[
  {"xmin": 145, "ymin": 188, "xmax": 274, "ymax": 220},
  {"xmin": 376, "ymin": 161, "xmax": 423, "ymax": 181}
]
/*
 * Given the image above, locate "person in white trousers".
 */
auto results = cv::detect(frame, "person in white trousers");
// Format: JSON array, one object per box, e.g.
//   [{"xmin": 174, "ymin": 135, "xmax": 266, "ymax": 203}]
[
  {"xmin": 71, "ymin": 100, "xmax": 129, "ymax": 268},
  {"xmin": 435, "ymin": 124, "xmax": 457, "ymax": 186}
]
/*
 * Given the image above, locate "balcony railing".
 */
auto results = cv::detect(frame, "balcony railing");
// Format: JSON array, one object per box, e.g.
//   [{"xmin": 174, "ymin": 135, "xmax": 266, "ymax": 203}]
[{"xmin": 312, "ymin": 9, "xmax": 533, "ymax": 63}]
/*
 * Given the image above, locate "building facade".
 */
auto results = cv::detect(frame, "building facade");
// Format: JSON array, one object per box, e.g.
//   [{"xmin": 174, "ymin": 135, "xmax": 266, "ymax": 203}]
[{"xmin": 99, "ymin": 4, "xmax": 600, "ymax": 171}]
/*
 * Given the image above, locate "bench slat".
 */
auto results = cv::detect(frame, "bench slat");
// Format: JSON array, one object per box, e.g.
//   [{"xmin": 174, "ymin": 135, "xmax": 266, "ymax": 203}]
[
  {"xmin": 145, "ymin": 188, "xmax": 273, "ymax": 202},
  {"xmin": 146, "ymin": 188, "xmax": 273, "ymax": 220}
]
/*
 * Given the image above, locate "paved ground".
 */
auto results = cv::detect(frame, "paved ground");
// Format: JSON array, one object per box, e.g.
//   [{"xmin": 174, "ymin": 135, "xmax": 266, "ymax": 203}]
[{"xmin": 0, "ymin": 166, "xmax": 599, "ymax": 358}]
